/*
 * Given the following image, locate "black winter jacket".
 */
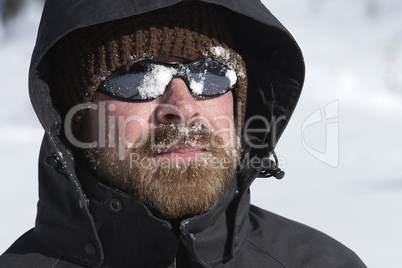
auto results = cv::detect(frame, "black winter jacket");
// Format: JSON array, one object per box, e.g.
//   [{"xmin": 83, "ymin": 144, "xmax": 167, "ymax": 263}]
[{"xmin": 0, "ymin": 0, "xmax": 366, "ymax": 267}]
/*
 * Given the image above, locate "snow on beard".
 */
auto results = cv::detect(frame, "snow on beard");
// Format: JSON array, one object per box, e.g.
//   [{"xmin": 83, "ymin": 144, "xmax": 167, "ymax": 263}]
[{"xmin": 83, "ymin": 121, "xmax": 241, "ymax": 219}]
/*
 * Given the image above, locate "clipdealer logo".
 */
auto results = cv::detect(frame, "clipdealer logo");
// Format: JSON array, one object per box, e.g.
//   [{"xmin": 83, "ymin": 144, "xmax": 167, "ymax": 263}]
[
  {"xmin": 64, "ymin": 100, "xmax": 340, "ymax": 168},
  {"xmin": 301, "ymin": 100, "xmax": 339, "ymax": 167}
]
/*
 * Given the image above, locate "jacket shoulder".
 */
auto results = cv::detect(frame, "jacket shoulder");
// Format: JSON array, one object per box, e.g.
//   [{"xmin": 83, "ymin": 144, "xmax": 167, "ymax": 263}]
[
  {"xmin": 0, "ymin": 229, "xmax": 82, "ymax": 268},
  {"xmin": 243, "ymin": 205, "xmax": 367, "ymax": 268}
]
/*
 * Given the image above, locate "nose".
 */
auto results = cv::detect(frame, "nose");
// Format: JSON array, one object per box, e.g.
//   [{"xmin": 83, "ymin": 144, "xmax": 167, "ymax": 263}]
[{"xmin": 155, "ymin": 78, "xmax": 202, "ymax": 125}]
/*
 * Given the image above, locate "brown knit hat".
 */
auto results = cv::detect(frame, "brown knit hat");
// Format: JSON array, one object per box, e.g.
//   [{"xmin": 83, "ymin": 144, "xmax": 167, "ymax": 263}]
[{"xmin": 52, "ymin": 1, "xmax": 247, "ymax": 137}]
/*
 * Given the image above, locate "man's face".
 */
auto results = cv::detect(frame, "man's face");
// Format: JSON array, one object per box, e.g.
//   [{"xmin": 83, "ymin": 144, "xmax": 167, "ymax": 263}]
[{"xmin": 81, "ymin": 57, "xmax": 241, "ymax": 219}]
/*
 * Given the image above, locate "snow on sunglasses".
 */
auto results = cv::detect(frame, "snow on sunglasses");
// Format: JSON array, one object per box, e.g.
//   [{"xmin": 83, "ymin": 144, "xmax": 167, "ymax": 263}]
[{"xmin": 97, "ymin": 58, "xmax": 237, "ymax": 101}]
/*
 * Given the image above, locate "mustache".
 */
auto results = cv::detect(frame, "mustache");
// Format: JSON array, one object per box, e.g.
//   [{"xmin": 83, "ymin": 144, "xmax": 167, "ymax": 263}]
[{"xmin": 135, "ymin": 122, "xmax": 224, "ymax": 156}]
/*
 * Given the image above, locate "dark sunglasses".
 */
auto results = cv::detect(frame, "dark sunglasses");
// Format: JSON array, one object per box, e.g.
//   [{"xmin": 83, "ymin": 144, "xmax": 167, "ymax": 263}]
[{"xmin": 98, "ymin": 58, "xmax": 237, "ymax": 101}]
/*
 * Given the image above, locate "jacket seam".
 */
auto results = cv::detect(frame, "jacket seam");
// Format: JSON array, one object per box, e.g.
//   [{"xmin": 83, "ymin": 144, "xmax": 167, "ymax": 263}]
[{"xmin": 247, "ymin": 238, "xmax": 286, "ymax": 268}]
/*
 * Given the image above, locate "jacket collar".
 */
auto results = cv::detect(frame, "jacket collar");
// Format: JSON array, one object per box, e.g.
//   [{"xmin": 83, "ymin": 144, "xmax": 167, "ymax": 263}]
[{"xmin": 35, "ymin": 135, "xmax": 255, "ymax": 267}]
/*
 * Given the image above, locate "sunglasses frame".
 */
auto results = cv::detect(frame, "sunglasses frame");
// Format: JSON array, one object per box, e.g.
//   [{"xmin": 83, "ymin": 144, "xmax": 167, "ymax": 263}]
[{"xmin": 97, "ymin": 58, "xmax": 237, "ymax": 102}]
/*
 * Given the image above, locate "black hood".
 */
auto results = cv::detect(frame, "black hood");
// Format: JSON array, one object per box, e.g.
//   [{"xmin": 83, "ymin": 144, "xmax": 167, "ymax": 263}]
[
  {"xmin": 30, "ymin": 0, "xmax": 304, "ymax": 166},
  {"xmin": 30, "ymin": 0, "xmax": 305, "ymax": 266}
]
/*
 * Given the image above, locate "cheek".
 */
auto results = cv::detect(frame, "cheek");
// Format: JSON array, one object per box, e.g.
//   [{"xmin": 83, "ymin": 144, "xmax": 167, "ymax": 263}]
[
  {"xmin": 205, "ymin": 93, "xmax": 234, "ymax": 126},
  {"xmin": 111, "ymin": 103, "xmax": 154, "ymax": 146},
  {"xmin": 86, "ymin": 95, "xmax": 155, "ymax": 146},
  {"xmin": 202, "ymin": 93, "xmax": 236, "ymax": 145}
]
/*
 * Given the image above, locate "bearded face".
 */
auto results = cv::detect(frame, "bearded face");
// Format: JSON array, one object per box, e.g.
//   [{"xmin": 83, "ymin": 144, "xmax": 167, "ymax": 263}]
[
  {"xmin": 82, "ymin": 122, "xmax": 241, "ymax": 219},
  {"xmin": 76, "ymin": 56, "xmax": 242, "ymax": 219}
]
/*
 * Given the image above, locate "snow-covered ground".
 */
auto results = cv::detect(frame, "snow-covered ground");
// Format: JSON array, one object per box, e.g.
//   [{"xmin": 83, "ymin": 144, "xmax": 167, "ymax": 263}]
[{"xmin": 1, "ymin": 1, "xmax": 401, "ymax": 267}]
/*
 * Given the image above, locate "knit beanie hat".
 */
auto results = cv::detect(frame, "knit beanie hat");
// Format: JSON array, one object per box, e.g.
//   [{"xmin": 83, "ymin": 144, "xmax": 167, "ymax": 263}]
[{"xmin": 52, "ymin": 1, "xmax": 247, "ymax": 138}]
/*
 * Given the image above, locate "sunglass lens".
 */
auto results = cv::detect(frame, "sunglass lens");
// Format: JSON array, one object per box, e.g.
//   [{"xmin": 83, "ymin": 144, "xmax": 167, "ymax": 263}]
[
  {"xmin": 104, "ymin": 62, "xmax": 176, "ymax": 101},
  {"xmin": 188, "ymin": 60, "xmax": 236, "ymax": 97},
  {"xmin": 201, "ymin": 73, "xmax": 232, "ymax": 96},
  {"xmin": 104, "ymin": 72, "xmax": 145, "ymax": 100}
]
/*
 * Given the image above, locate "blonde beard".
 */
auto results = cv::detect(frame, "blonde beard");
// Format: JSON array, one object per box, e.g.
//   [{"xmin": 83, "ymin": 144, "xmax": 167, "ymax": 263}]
[{"xmin": 82, "ymin": 123, "xmax": 241, "ymax": 219}]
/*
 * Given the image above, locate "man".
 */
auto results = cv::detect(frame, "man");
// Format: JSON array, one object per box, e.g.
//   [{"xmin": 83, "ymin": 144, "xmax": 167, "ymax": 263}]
[{"xmin": 0, "ymin": 0, "xmax": 366, "ymax": 267}]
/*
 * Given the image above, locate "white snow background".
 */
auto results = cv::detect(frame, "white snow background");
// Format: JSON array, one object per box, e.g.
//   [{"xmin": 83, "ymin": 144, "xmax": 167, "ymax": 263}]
[{"xmin": 0, "ymin": 1, "xmax": 401, "ymax": 267}]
